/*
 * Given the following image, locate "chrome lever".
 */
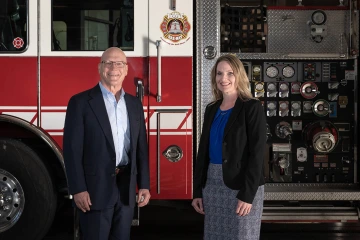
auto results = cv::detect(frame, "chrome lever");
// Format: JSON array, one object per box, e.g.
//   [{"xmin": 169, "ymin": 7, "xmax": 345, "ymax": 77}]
[{"xmin": 156, "ymin": 40, "xmax": 162, "ymax": 102}]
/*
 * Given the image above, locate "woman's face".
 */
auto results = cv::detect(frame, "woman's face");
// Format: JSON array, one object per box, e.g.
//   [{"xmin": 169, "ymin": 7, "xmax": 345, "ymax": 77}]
[{"xmin": 216, "ymin": 61, "xmax": 237, "ymax": 95}]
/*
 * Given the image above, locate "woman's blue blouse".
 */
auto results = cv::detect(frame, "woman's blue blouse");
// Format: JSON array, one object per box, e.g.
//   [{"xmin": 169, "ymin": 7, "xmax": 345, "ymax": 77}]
[{"xmin": 209, "ymin": 107, "xmax": 233, "ymax": 164}]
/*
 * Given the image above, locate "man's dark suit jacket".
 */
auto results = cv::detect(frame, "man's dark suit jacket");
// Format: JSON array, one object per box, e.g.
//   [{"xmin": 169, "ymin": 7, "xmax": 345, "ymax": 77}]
[
  {"xmin": 193, "ymin": 98, "xmax": 266, "ymax": 204},
  {"xmin": 63, "ymin": 84, "xmax": 150, "ymax": 209}
]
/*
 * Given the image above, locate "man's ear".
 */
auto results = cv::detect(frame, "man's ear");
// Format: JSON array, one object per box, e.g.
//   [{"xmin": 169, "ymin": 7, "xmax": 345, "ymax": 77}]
[{"xmin": 124, "ymin": 65, "xmax": 129, "ymax": 76}]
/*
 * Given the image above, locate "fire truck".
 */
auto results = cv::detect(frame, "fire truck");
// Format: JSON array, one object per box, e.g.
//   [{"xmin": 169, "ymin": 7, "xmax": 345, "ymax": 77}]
[{"xmin": 0, "ymin": 0, "xmax": 359, "ymax": 239}]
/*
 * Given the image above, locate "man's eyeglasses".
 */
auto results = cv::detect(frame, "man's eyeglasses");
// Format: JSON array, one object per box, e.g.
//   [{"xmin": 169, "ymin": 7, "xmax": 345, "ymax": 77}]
[{"xmin": 101, "ymin": 61, "xmax": 127, "ymax": 68}]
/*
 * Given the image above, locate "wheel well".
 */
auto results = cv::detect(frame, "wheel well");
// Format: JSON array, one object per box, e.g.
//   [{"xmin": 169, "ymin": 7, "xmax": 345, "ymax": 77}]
[{"xmin": 0, "ymin": 120, "xmax": 68, "ymax": 196}]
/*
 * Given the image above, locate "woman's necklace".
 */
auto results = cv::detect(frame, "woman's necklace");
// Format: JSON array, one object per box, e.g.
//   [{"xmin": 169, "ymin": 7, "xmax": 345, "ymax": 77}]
[{"xmin": 220, "ymin": 110, "xmax": 229, "ymax": 115}]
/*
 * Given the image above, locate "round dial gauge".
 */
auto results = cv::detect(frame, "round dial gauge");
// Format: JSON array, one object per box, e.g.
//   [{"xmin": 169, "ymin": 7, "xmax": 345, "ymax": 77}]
[
  {"xmin": 279, "ymin": 102, "xmax": 288, "ymax": 110},
  {"xmin": 292, "ymin": 102, "xmax": 300, "ymax": 109},
  {"xmin": 267, "ymin": 83, "xmax": 276, "ymax": 91},
  {"xmin": 311, "ymin": 10, "xmax": 327, "ymax": 25},
  {"xmin": 282, "ymin": 66, "xmax": 295, "ymax": 78},
  {"xmin": 303, "ymin": 102, "xmax": 312, "ymax": 110},
  {"xmin": 279, "ymin": 83, "xmax": 289, "ymax": 91},
  {"xmin": 292, "ymin": 83, "xmax": 301, "ymax": 91},
  {"xmin": 255, "ymin": 83, "xmax": 264, "ymax": 91},
  {"xmin": 266, "ymin": 66, "xmax": 279, "ymax": 78},
  {"xmin": 267, "ymin": 102, "xmax": 276, "ymax": 110},
  {"xmin": 253, "ymin": 66, "xmax": 261, "ymax": 73}
]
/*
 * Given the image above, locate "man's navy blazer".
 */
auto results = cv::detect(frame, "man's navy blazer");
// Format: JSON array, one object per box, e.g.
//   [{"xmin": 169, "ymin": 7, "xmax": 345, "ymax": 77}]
[
  {"xmin": 193, "ymin": 98, "xmax": 266, "ymax": 204},
  {"xmin": 63, "ymin": 84, "xmax": 150, "ymax": 209}
]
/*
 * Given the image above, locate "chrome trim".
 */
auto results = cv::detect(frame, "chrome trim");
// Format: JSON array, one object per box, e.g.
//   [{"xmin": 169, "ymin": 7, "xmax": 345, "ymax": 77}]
[
  {"xmin": 154, "ymin": 108, "xmax": 188, "ymax": 194},
  {"xmin": 262, "ymin": 207, "xmax": 359, "ymax": 221},
  {"xmin": 156, "ymin": 112, "xmax": 161, "ymax": 194},
  {"xmin": 131, "ymin": 219, "xmax": 139, "ymax": 226},
  {"xmin": 350, "ymin": 0, "xmax": 352, "ymax": 53},
  {"xmin": 154, "ymin": 109, "xmax": 188, "ymax": 113},
  {"xmin": 0, "ymin": 115, "xmax": 67, "ymax": 187},
  {"xmin": 162, "ymin": 145, "xmax": 183, "ymax": 162},
  {"xmin": 354, "ymin": 58, "xmax": 358, "ymax": 183},
  {"xmin": 37, "ymin": 0, "xmax": 41, "ymax": 127},
  {"xmin": 156, "ymin": 40, "xmax": 162, "ymax": 102},
  {"xmin": 196, "ymin": 0, "xmax": 200, "ymax": 155},
  {"xmin": 0, "ymin": 169, "xmax": 25, "ymax": 233},
  {"xmin": 171, "ymin": 0, "xmax": 176, "ymax": 11},
  {"xmin": 136, "ymin": 80, "xmax": 144, "ymax": 103}
]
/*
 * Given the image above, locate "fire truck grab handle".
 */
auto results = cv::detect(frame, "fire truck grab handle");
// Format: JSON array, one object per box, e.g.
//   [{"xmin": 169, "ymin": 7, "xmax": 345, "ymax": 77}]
[
  {"xmin": 156, "ymin": 40, "xmax": 162, "ymax": 102},
  {"xmin": 157, "ymin": 112, "xmax": 161, "ymax": 194},
  {"xmin": 136, "ymin": 80, "xmax": 144, "ymax": 103}
]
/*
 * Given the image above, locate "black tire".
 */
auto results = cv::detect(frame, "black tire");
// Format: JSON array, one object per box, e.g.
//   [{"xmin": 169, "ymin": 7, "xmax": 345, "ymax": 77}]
[{"xmin": 0, "ymin": 138, "xmax": 57, "ymax": 240}]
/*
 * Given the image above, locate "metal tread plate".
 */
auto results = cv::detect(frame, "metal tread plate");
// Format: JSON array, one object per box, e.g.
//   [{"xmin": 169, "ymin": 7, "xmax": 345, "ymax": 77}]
[
  {"xmin": 264, "ymin": 183, "xmax": 360, "ymax": 200},
  {"xmin": 262, "ymin": 207, "xmax": 359, "ymax": 221}
]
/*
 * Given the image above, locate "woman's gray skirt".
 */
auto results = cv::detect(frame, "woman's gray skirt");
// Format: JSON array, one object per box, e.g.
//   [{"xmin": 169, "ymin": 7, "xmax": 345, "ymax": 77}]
[{"xmin": 202, "ymin": 163, "xmax": 264, "ymax": 240}]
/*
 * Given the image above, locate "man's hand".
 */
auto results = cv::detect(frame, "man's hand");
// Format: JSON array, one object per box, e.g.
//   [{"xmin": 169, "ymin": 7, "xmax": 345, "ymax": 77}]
[
  {"xmin": 191, "ymin": 198, "xmax": 204, "ymax": 215},
  {"xmin": 236, "ymin": 200, "xmax": 252, "ymax": 216},
  {"xmin": 137, "ymin": 189, "xmax": 151, "ymax": 207},
  {"xmin": 74, "ymin": 191, "xmax": 92, "ymax": 212}
]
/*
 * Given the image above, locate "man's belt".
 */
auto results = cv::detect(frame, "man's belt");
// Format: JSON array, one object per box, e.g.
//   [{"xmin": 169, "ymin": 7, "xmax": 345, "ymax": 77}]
[{"xmin": 115, "ymin": 165, "xmax": 129, "ymax": 175}]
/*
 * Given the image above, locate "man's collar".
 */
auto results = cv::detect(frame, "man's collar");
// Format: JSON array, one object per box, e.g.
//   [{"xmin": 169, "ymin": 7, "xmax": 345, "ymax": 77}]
[{"xmin": 98, "ymin": 82, "xmax": 125, "ymax": 99}]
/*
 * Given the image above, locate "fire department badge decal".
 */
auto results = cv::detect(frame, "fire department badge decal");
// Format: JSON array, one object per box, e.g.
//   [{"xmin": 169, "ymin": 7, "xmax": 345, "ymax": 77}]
[{"xmin": 160, "ymin": 12, "xmax": 190, "ymax": 44}]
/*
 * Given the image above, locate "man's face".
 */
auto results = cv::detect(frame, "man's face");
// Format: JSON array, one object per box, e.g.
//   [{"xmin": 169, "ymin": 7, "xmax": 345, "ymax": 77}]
[{"xmin": 98, "ymin": 48, "xmax": 128, "ymax": 88}]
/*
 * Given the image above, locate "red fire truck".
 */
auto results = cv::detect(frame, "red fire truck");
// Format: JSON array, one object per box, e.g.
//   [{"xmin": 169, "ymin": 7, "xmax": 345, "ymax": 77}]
[{"xmin": 0, "ymin": 0, "xmax": 359, "ymax": 239}]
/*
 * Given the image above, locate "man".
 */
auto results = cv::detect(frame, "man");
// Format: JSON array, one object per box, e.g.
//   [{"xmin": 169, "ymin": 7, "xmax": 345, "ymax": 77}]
[{"xmin": 63, "ymin": 47, "xmax": 151, "ymax": 240}]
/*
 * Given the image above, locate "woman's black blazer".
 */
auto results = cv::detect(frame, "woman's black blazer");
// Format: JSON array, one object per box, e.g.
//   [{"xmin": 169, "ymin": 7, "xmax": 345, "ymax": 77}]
[{"xmin": 193, "ymin": 98, "xmax": 267, "ymax": 204}]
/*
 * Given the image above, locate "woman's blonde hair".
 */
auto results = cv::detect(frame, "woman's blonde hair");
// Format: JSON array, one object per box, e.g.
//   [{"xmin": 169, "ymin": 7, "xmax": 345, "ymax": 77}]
[{"xmin": 210, "ymin": 54, "xmax": 253, "ymax": 101}]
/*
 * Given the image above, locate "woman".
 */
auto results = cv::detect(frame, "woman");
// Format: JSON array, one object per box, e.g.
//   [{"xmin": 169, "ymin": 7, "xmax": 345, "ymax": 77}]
[{"xmin": 192, "ymin": 54, "xmax": 266, "ymax": 240}]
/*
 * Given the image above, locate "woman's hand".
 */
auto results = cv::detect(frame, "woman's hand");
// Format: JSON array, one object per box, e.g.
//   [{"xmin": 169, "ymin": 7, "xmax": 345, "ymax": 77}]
[
  {"xmin": 236, "ymin": 200, "xmax": 252, "ymax": 216},
  {"xmin": 191, "ymin": 198, "xmax": 205, "ymax": 214}
]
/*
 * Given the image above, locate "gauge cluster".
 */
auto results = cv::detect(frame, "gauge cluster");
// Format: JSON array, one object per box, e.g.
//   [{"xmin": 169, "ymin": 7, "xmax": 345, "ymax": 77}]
[
  {"xmin": 250, "ymin": 60, "xmax": 355, "ymax": 184},
  {"xmin": 264, "ymin": 62, "xmax": 297, "ymax": 82}
]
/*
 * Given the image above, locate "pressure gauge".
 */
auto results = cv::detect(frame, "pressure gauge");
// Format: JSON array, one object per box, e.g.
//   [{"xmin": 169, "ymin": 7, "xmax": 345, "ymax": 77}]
[
  {"xmin": 282, "ymin": 66, "xmax": 295, "ymax": 78},
  {"xmin": 253, "ymin": 66, "xmax": 261, "ymax": 74},
  {"xmin": 311, "ymin": 10, "xmax": 327, "ymax": 25},
  {"xmin": 303, "ymin": 101, "xmax": 313, "ymax": 113},
  {"xmin": 254, "ymin": 82, "xmax": 265, "ymax": 98},
  {"xmin": 291, "ymin": 101, "xmax": 300, "ymax": 110},
  {"xmin": 266, "ymin": 66, "xmax": 279, "ymax": 78},
  {"xmin": 279, "ymin": 101, "xmax": 288, "ymax": 110},
  {"xmin": 267, "ymin": 101, "xmax": 277, "ymax": 117},
  {"xmin": 279, "ymin": 82, "xmax": 289, "ymax": 98},
  {"xmin": 291, "ymin": 82, "xmax": 301, "ymax": 94},
  {"xmin": 267, "ymin": 82, "xmax": 278, "ymax": 97},
  {"xmin": 291, "ymin": 101, "xmax": 301, "ymax": 117},
  {"xmin": 267, "ymin": 82, "xmax": 276, "ymax": 91},
  {"xmin": 279, "ymin": 83, "xmax": 289, "ymax": 91},
  {"xmin": 279, "ymin": 101, "xmax": 289, "ymax": 117},
  {"xmin": 252, "ymin": 65, "xmax": 262, "ymax": 81},
  {"xmin": 255, "ymin": 82, "xmax": 264, "ymax": 91},
  {"xmin": 267, "ymin": 102, "xmax": 276, "ymax": 110}
]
